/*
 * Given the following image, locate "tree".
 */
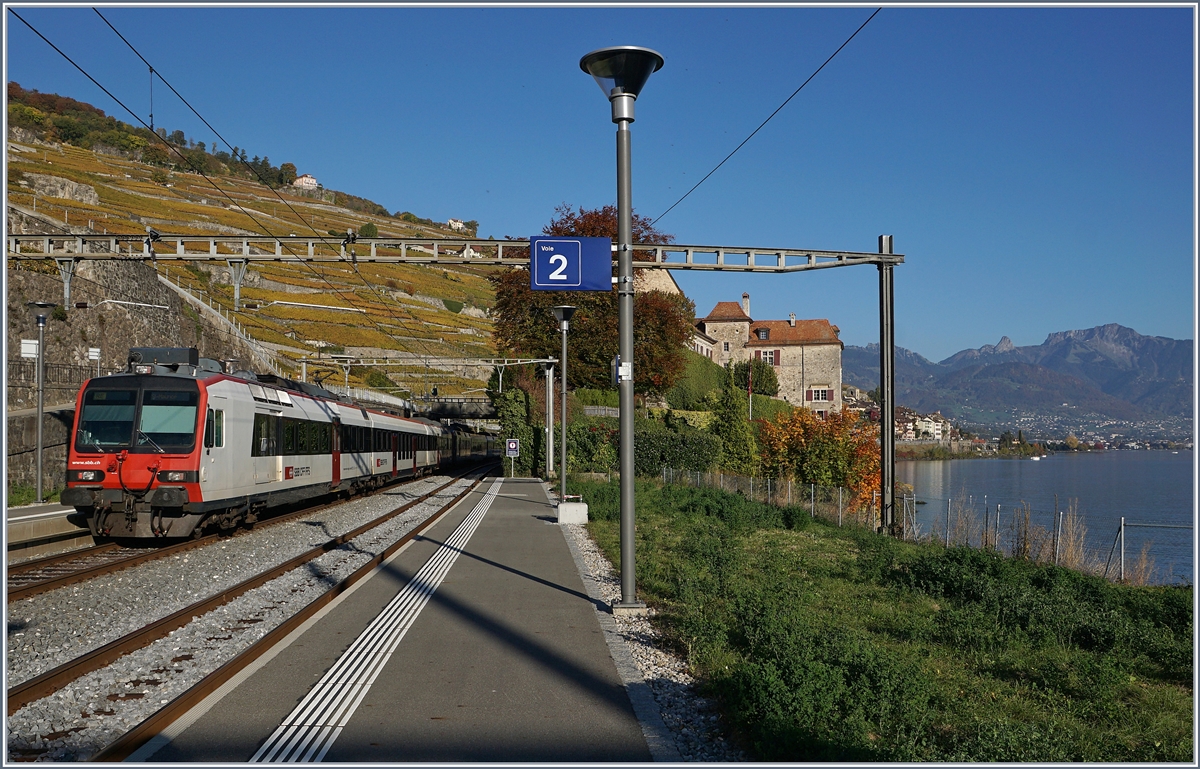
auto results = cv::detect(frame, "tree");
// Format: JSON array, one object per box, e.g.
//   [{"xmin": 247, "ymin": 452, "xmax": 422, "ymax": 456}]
[
  {"xmin": 279, "ymin": 162, "xmax": 297, "ymax": 186},
  {"xmin": 359, "ymin": 222, "xmax": 378, "ymax": 238},
  {"xmin": 167, "ymin": 129, "xmax": 185, "ymax": 145},
  {"xmin": 708, "ymin": 385, "xmax": 756, "ymax": 475},
  {"xmin": 141, "ymin": 144, "xmax": 170, "ymax": 166},
  {"xmin": 759, "ymin": 407, "xmax": 880, "ymax": 511},
  {"xmin": 730, "ymin": 358, "xmax": 779, "ymax": 397},
  {"xmin": 1065, "ymin": 433, "xmax": 1080, "ymax": 450},
  {"xmin": 489, "ymin": 204, "xmax": 694, "ymax": 394}
]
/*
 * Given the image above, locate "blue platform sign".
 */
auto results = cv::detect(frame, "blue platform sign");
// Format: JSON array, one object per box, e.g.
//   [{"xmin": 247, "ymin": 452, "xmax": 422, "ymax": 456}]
[{"xmin": 530, "ymin": 237, "xmax": 611, "ymax": 291}]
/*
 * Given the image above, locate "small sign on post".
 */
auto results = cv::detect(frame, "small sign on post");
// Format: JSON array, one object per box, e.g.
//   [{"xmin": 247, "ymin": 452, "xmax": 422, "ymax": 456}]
[
  {"xmin": 505, "ymin": 438, "xmax": 519, "ymax": 477},
  {"xmin": 20, "ymin": 340, "xmax": 38, "ymax": 359}
]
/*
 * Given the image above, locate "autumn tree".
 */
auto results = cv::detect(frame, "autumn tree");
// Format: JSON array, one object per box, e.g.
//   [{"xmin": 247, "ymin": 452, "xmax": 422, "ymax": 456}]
[
  {"xmin": 759, "ymin": 407, "xmax": 880, "ymax": 511},
  {"xmin": 279, "ymin": 162, "xmax": 298, "ymax": 186},
  {"xmin": 489, "ymin": 204, "xmax": 695, "ymax": 394}
]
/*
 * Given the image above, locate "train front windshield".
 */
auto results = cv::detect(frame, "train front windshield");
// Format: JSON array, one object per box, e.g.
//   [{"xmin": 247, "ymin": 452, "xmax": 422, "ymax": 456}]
[{"xmin": 76, "ymin": 380, "xmax": 200, "ymax": 453}]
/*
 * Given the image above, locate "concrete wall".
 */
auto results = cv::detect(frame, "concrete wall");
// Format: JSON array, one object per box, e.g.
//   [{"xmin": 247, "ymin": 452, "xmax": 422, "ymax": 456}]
[{"xmin": 7, "ymin": 407, "xmax": 75, "ymax": 493}]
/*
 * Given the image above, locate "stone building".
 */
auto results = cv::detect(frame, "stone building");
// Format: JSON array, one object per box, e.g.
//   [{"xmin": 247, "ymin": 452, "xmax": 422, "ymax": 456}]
[{"xmin": 696, "ymin": 293, "xmax": 843, "ymax": 415}]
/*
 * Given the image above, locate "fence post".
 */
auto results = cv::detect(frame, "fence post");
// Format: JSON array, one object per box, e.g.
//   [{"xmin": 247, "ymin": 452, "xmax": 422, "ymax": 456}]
[
  {"xmin": 1119, "ymin": 516, "xmax": 1125, "ymax": 582},
  {"xmin": 946, "ymin": 498, "xmax": 951, "ymax": 546},
  {"xmin": 810, "ymin": 483, "xmax": 815, "ymax": 519},
  {"xmin": 838, "ymin": 487, "xmax": 842, "ymax": 527},
  {"xmin": 788, "ymin": 479, "xmax": 791, "ymax": 507},
  {"xmin": 995, "ymin": 505, "xmax": 1001, "ymax": 552}
]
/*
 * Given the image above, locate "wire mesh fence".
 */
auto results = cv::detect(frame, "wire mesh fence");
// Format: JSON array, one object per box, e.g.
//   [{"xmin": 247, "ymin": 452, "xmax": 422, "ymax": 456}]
[{"xmin": 660, "ymin": 468, "xmax": 1189, "ymax": 585}]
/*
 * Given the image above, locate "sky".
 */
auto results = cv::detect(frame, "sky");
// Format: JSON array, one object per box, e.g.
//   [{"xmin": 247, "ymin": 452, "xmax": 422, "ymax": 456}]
[{"xmin": 4, "ymin": 4, "xmax": 1195, "ymax": 362}]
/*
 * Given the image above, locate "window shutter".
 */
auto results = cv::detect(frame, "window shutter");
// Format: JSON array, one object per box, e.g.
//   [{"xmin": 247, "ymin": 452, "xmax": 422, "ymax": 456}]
[
  {"xmin": 774, "ymin": 349, "xmax": 781, "ymax": 366},
  {"xmin": 755, "ymin": 350, "xmax": 761, "ymax": 360},
  {"xmin": 806, "ymin": 389, "xmax": 813, "ymax": 401}
]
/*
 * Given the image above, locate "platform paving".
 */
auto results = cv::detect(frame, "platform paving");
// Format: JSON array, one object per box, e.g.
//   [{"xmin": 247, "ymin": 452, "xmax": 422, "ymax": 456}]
[{"xmin": 139, "ymin": 476, "xmax": 655, "ymax": 762}]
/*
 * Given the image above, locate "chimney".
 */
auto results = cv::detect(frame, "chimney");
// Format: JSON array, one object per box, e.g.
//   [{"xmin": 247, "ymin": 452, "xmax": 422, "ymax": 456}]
[
  {"xmin": 789, "ymin": 313, "xmax": 796, "ymax": 327},
  {"xmin": 741, "ymin": 292, "xmax": 750, "ymax": 317}
]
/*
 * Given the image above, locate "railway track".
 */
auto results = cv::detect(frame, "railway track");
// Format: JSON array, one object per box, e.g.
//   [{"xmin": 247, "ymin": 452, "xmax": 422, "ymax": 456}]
[
  {"xmin": 6, "ymin": 464, "xmax": 495, "ymax": 736},
  {"xmin": 7, "ymin": 474, "xmax": 444, "ymax": 602}
]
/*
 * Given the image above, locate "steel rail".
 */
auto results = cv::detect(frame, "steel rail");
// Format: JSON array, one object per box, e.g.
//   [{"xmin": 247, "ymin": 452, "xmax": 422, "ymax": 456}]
[
  {"xmin": 7, "ymin": 542, "xmax": 121, "ymax": 576},
  {"xmin": 6, "ymin": 464, "xmax": 491, "ymax": 715},
  {"xmin": 7, "ymin": 474, "xmax": 432, "ymax": 602},
  {"xmin": 89, "ymin": 465, "xmax": 496, "ymax": 761}
]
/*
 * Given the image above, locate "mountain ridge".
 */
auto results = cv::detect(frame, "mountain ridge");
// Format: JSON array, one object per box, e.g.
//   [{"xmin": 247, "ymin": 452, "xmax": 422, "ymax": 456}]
[{"xmin": 843, "ymin": 324, "xmax": 1192, "ymax": 432}]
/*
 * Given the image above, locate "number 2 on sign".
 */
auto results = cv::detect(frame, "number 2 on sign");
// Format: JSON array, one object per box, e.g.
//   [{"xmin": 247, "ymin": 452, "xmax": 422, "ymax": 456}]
[{"xmin": 548, "ymin": 253, "xmax": 568, "ymax": 280}]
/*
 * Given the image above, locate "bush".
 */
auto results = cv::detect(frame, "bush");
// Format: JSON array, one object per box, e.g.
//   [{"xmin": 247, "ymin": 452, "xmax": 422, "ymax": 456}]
[
  {"xmin": 442, "ymin": 299, "xmax": 464, "ymax": 314},
  {"xmin": 358, "ymin": 222, "xmax": 378, "ymax": 238},
  {"xmin": 666, "ymin": 350, "xmax": 727, "ymax": 410},
  {"xmin": 564, "ymin": 417, "xmax": 720, "ymax": 475},
  {"xmin": 575, "ymin": 388, "xmax": 619, "ymax": 407}
]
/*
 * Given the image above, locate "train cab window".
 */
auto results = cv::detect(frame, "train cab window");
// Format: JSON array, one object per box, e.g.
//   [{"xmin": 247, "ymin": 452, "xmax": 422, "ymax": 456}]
[
  {"xmin": 204, "ymin": 409, "xmax": 225, "ymax": 448},
  {"xmin": 139, "ymin": 390, "xmax": 199, "ymax": 451},
  {"xmin": 76, "ymin": 389, "xmax": 137, "ymax": 451}
]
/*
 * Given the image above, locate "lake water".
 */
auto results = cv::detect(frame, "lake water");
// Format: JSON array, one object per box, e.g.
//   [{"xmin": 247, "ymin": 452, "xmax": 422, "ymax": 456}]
[{"xmin": 897, "ymin": 451, "xmax": 1195, "ymax": 585}]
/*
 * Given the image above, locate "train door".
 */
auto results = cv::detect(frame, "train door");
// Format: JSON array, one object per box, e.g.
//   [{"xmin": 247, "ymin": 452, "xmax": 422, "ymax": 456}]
[
  {"xmin": 201, "ymin": 402, "xmax": 229, "ymax": 496},
  {"xmin": 253, "ymin": 413, "xmax": 280, "ymax": 484},
  {"xmin": 411, "ymin": 435, "xmax": 418, "ymax": 475},
  {"xmin": 331, "ymin": 417, "xmax": 341, "ymax": 489},
  {"xmin": 391, "ymin": 432, "xmax": 398, "ymax": 478}
]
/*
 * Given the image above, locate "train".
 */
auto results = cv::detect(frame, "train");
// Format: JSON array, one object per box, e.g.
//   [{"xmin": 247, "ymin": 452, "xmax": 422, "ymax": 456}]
[{"xmin": 60, "ymin": 347, "xmax": 498, "ymax": 540}]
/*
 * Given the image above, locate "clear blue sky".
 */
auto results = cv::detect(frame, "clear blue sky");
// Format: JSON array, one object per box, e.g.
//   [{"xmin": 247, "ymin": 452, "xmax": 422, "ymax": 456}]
[{"xmin": 6, "ymin": 5, "xmax": 1194, "ymax": 362}]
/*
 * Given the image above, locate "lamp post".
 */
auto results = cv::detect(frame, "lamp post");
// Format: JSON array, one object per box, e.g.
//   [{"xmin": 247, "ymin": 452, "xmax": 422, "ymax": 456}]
[
  {"xmin": 551, "ymin": 306, "xmax": 576, "ymax": 501},
  {"xmin": 27, "ymin": 301, "xmax": 56, "ymax": 503},
  {"xmin": 543, "ymin": 361, "xmax": 555, "ymax": 480},
  {"xmin": 581, "ymin": 45, "xmax": 663, "ymax": 613}
]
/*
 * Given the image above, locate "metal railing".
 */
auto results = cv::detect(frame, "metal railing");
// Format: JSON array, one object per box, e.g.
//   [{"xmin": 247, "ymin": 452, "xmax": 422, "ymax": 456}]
[
  {"xmin": 157, "ymin": 268, "xmax": 282, "ymax": 377},
  {"xmin": 1104, "ymin": 518, "xmax": 1193, "ymax": 582},
  {"xmin": 7, "ymin": 359, "xmax": 95, "ymax": 387}
]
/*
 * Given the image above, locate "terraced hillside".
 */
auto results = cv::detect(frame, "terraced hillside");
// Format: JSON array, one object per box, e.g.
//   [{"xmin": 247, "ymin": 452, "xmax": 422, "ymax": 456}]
[{"xmin": 7, "ymin": 136, "xmax": 498, "ymax": 397}]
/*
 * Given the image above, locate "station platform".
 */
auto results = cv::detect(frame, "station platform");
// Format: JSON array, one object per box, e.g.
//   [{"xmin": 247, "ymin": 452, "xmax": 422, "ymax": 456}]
[
  {"xmin": 7, "ymin": 503, "xmax": 93, "ymax": 561},
  {"xmin": 133, "ymin": 475, "xmax": 672, "ymax": 762}
]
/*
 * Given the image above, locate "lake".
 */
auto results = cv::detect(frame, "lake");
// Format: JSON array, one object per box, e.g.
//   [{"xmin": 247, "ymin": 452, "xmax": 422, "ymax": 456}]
[{"xmin": 897, "ymin": 451, "xmax": 1195, "ymax": 585}]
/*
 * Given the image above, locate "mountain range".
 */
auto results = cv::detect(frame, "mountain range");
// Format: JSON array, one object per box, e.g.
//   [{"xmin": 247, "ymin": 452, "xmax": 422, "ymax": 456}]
[{"xmin": 842, "ymin": 324, "xmax": 1193, "ymax": 432}]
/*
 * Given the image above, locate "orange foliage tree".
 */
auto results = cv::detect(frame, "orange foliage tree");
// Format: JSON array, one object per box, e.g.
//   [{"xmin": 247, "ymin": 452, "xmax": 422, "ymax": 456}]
[{"xmin": 758, "ymin": 407, "xmax": 880, "ymax": 511}]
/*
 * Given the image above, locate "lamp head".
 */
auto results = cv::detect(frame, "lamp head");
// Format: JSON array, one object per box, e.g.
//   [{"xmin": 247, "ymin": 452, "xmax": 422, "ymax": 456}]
[
  {"xmin": 26, "ymin": 301, "xmax": 56, "ymax": 326},
  {"xmin": 580, "ymin": 46, "xmax": 664, "ymax": 101},
  {"xmin": 551, "ymin": 305, "xmax": 577, "ymax": 324}
]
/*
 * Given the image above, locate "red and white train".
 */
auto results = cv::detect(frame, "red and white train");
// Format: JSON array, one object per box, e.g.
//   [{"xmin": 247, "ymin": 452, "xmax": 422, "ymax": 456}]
[{"xmin": 61, "ymin": 347, "xmax": 496, "ymax": 539}]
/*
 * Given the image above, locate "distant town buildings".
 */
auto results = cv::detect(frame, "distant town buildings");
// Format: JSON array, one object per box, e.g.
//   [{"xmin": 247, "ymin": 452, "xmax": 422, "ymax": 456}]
[
  {"xmin": 293, "ymin": 173, "xmax": 318, "ymax": 190},
  {"xmin": 696, "ymin": 293, "xmax": 843, "ymax": 415}
]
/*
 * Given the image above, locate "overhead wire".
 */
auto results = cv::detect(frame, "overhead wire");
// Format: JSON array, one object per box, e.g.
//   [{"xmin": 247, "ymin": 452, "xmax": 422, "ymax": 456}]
[
  {"xmin": 10, "ymin": 7, "xmax": 452, "ymax": 394},
  {"xmin": 652, "ymin": 8, "xmax": 882, "ymax": 226},
  {"xmin": 92, "ymin": 8, "xmax": 453, "ymax": 390}
]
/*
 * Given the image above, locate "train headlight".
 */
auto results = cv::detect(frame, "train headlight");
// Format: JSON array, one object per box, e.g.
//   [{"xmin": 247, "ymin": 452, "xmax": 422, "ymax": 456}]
[
  {"xmin": 134, "ymin": 364, "xmax": 154, "ymax": 374},
  {"xmin": 159, "ymin": 470, "xmax": 189, "ymax": 482},
  {"xmin": 70, "ymin": 470, "xmax": 106, "ymax": 482}
]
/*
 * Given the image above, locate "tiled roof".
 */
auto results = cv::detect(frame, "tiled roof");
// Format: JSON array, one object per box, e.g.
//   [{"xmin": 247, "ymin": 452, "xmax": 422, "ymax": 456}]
[
  {"xmin": 745, "ymin": 319, "xmax": 841, "ymax": 346},
  {"xmin": 703, "ymin": 301, "xmax": 750, "ymax": 321}
]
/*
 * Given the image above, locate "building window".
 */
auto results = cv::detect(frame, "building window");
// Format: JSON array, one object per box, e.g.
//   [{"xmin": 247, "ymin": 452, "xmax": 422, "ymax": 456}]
[
  {"xmin": 806, "ymin": 388, "xmax": 829, "ymax": 402},
  {"xmin": 723, "ymin": 342, "xmax": 730, "ymax": 352},
  {"xmin": 756, "ymin": 328, "xmax": 769, "ymax": 340},
  {"xmin": 762, "ymin": 350, "xmax": 774, "ymax": 365}
]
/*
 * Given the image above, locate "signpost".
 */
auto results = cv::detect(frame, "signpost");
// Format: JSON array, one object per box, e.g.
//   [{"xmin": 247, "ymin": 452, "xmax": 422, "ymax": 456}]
[
  {"xmin": 505, "ymin": 438, "xmax": 519, "ymax": 477},
  {"xmin": 529, "ymin": 237, "xmax": 612, "ymax": 292}
]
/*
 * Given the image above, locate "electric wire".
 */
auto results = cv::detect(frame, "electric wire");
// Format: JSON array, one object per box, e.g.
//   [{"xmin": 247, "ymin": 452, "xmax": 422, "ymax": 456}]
[
  {"xmin": 92, "ymin": 8, "xmax": 453, "ymax": 386},
  {"xmin": 10, "ymin": 8, "xmax": 456, "ymax": 394},
  {"xmin": 652, "ymin": 8, "xmax": 882, "ymax": 226}
]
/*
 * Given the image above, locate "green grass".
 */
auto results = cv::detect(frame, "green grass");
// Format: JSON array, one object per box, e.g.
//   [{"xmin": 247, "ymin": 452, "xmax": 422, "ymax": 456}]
[
  {"xmin": 578, "ymin": 477, "xmax": 1193, "ymax": 762},
  {"xmin": 7, "ymin": 484, "xmax": 61, "ymax": 506}
]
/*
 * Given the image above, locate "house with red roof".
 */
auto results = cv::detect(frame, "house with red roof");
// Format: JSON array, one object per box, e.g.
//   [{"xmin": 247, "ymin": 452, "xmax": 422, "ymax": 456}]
[{"xmin": 697, "ymin": 292, "xmax": 843, "ymax": 415}]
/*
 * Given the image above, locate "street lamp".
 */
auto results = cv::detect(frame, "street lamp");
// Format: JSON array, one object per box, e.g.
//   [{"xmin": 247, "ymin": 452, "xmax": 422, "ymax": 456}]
[
  {"xmin": 551, "ymin": 306, "xmax": 576, "ymax": 501},
  {"xmin": 542, "ymin": 360, "xmax": 555, "ymax": 481},
  {"xmin": 26, "ymin": 301, "xmax": 56, "ymax": 503},
  {"xmin": 581, "ymin": 45, "xmax": 663, "ymax": 614}
]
